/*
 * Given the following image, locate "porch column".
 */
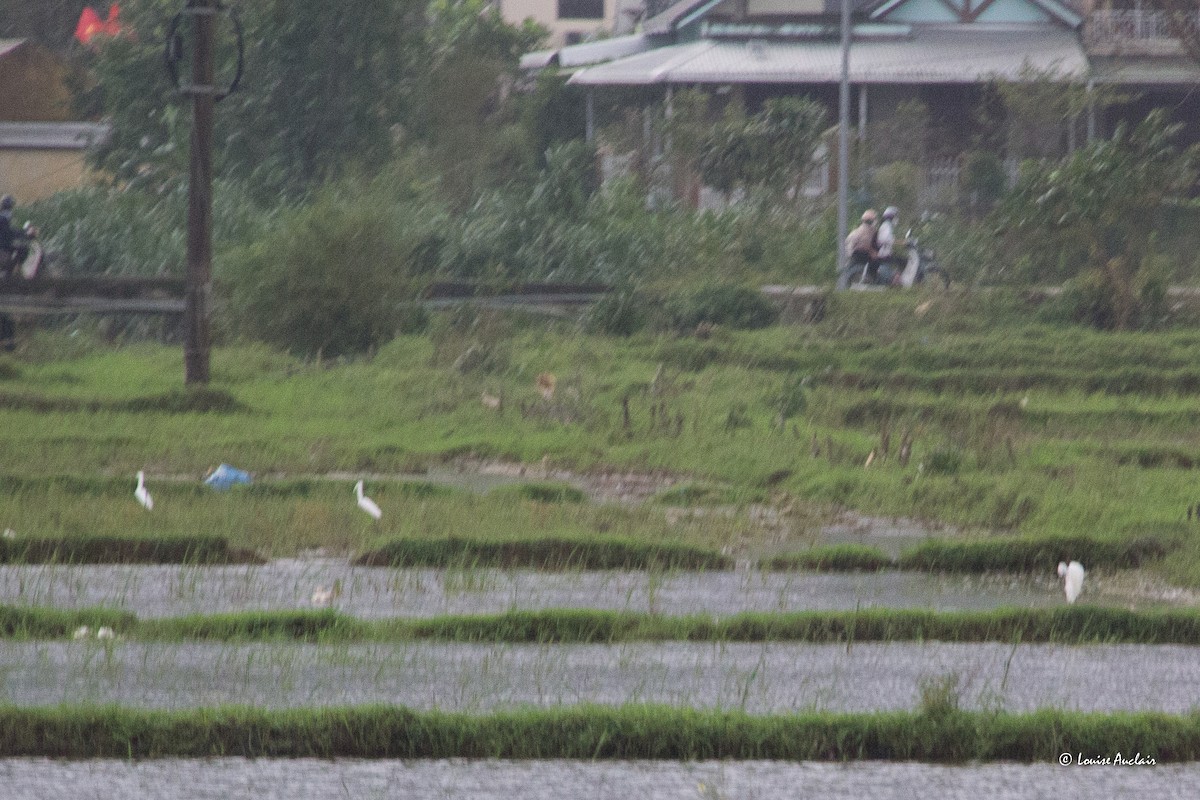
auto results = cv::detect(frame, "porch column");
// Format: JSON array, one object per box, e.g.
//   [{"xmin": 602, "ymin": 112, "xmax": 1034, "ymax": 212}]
[
  {"xmin": 1086, "ymin": 79, "xmax": 1096, "ymax": 143},
  {"xmin": 858, "ymin": 85, "xmax": 868, "ymax": 140},
  {"xmin": 585, "ymin": 89, "xmax": 595, "ymax": 142}
]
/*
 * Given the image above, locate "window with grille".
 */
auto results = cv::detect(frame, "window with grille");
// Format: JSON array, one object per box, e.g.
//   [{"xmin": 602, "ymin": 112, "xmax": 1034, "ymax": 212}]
[{"xmin": 558, "ymin": 0, "xmax": 603, "ymax": 19}]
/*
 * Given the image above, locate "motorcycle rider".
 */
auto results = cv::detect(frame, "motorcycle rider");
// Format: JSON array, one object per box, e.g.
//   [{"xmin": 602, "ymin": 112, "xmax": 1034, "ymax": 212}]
[
  {"xmin": 843, "ymin": 209, "xmax": 878, "ymax": 286},
  {"xmin": 873, "ymin": 206, "xmax": 902, "ymax": 285},
  {"xmin": 0, "ymin": 195, "xmax": 29, "ymax": 278}
]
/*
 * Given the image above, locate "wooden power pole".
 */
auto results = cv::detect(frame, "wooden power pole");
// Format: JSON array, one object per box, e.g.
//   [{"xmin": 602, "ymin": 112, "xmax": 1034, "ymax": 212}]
[{"xmin": 183, "ymin": 0, "xmax": 215, "ymax": 385}]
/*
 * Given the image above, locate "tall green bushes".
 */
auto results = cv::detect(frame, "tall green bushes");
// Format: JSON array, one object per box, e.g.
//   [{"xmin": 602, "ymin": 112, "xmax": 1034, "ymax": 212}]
[{"xmin": 220, "ymin": 187, "xmax": 441, "ymax": 357}]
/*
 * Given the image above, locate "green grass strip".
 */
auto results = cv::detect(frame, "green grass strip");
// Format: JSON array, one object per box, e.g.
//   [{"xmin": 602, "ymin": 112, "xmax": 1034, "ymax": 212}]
[
  {"xmin": 897, "ymin": 535, "xmax": 1173, "ymax": 572},
  {"xmin": 12, "ymin": 606, "xmax": 1200, "ymax": 645},
  {"xmin": 763, "ymin": 544, "xmax": 895, "ymax": 572},
  {"xmin": 354, "ymin": 536, "xmax": 733, "ymax": 570},
  {"xmin": 0, "ymin": 535, "xmax": 264, "ymax": 565},
  {"xmin": 0, "ymin": 705, "xmax": 1194, "ymax": 761}
]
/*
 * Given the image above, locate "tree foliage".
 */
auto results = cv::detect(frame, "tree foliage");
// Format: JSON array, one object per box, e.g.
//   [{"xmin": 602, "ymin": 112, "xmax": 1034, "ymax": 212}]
[
  {"xmin": 699, "ymin": 97, "xmax": 828, "ymax": 199},
  {"xmin": 996, "ymin": 109, "xmax": 1197, "ymax": 327},
  {"xmin": 221, "ymin": 184, "xmax": 442, "ymax": 357},
  {"xmin": 83, "ymin": 0, "xmax": 468, "ymax": 199}
]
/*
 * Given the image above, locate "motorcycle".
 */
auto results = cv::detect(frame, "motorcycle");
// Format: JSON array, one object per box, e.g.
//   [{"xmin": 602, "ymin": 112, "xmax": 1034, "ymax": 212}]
[
  {"xmin": 0, "ymin": 222, "xmax": 43, "ymax": 351},
  {"xmin": 846, "ymin": 230, "xmax": 949, "ymax": 291},
  {"xmin": 2, "ymin": 221, "xmax": 43, "ymax": 280}
]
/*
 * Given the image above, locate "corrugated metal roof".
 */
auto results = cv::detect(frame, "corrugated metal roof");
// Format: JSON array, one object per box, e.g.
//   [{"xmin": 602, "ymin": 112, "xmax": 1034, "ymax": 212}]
[
  {"xmin": 521, "ymin": 34, "xmax": 655, "ymax": 70},
  {"xmin": 0, "ymin": 122, "xmax": 111, "ymax": 150},
  {"xmin": 568, "ymin": 24, "xmax": 1087, "ymax": 85}
]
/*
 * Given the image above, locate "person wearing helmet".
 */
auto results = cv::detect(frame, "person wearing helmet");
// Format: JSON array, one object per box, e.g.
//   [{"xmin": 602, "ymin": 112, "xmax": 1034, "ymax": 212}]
[
  {"xmin": 873, "ymin": 205, "xmax": 902, "ymax": 285},
  {"xmin": 842, "ymin": 209, "xmax": 878, "ymax": 287}
]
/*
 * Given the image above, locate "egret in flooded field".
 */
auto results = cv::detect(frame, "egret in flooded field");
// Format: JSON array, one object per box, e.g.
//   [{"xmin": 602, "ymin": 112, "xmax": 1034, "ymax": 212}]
[
  {"xmin": 96, "ymin": 626, "xmax": 115, "ymax": 640},
  {"xmin": 72, "ymin": 626, "xmax": 90, "ymax": 640},
  {"xmin": 311, "ymin": 580, "xmax": 342, "ymax": 607},
  {"xmin": 134, "ymin": 471, "xmax": 153, "ymax": 511},
  {"xmin": 355, "ymin": 480, "xmax": 382, "ymax": 520},
  {"xmin": 1058, "ymin": 560, "xmax": 1085, "ymax": 604}
]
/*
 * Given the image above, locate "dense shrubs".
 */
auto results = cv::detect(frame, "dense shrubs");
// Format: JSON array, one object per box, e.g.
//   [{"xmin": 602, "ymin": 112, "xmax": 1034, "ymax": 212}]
[
  {"xmin": 221, "ymin": 187, "xmax": 439, "ymax": 357},
  {"xmin": 666, "ymin": 283, "xmax": 779, "ymax": 331}
]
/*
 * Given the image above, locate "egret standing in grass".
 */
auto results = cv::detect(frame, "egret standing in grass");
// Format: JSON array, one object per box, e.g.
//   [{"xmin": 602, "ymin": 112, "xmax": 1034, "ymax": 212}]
[
  {"xmin": 355, "ymin": 480, "xmax": 382, "ymax": 520},
  {"xmin": 1058, "ymin": 560, "xmax": 1085, "ymax": 604},
  {"xmin": 134, "ymin": 471, "xmax": 153, "ymax": 511}
]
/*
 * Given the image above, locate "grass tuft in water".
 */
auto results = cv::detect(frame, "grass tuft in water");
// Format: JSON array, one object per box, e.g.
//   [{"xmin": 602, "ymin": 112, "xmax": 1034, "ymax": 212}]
[
  {"xmin": 0, "ymin": 535, "xmax": 264, "ymax": 565},
  {"xmin": 0, "ymin": 705, "xmax": 1195, "ymax": 761},
  {"xmin": 354, "ymin": 536, "xmax": 732, "ymax": 570}
]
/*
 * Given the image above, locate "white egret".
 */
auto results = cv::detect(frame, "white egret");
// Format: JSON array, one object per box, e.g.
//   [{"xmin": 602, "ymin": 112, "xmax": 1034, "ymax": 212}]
[
  {"xmin": 72, "ymin": 626, "xmax": 90, "ymax": 640},
  {"xmin": 1057, "ymin": 560, "xmax": 1085, "ymax": 604},
  {"xmin": 355, "ymin": 480, "xmax": 382, "ymax": 520},
  {"xmin": 96, "ymin": 626, "xmax": 115, "ymax": 639},
  {"xmin": 311, "ymin": 580, "xmax": 342, "ymax": 607},
  {"xmin": 134, "ymin": 471, "xmax": 153, "ymax": 511}
]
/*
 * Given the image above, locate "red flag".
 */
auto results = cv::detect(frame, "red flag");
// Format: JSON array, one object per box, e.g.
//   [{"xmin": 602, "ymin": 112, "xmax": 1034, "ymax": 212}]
[
  {"xmin": 74, "ymin": 7, "xmax": 101, "ymax": 44},
  {"xmin": 101, "ymin": 4, "xmax": 122, "ymax": 36},
  {"xmin": 75, "ymin": 5, "xmax": 123, "ymax": 45}
]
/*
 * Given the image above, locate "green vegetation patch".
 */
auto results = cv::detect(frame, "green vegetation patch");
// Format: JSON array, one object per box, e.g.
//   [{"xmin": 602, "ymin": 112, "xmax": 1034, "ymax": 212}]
[
  {"xmin": 0, "ymin": 535, "xmax": 264, "ymax": 565},
  {"xmin": 354, "ymin": 536, "xmax": 732, "ymax": 570},
  {"xmin": 763, "ymin": 544, "xmax": 895, "ymax": 572},
  {"xmin": 140, "ymin": 610, "xmax": 371, "ymax": 642},
  {"xmin": 0, "ymin": 705, "xmax": 1195, "ymax": 761},
  {"xmin": 0, "ymin": 388, "xmax": 247, "ymax": 414},
  {"xmin": 487, "ymin": 482, "xmax": 587, "ymax": 504},
  {"xmin": 0, "ymin": 606, "xmax": 135, "ymax": 638},
  {"xmin": 13, "ymin": 606, "xmax": 1200, "ymax": 645},
  {"xmin": 897, "ymin": 535, "xmax": 1173, "ymax": 573}
]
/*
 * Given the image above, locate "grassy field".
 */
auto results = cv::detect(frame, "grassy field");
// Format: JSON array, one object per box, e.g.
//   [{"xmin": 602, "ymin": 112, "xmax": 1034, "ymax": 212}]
[
  {"xmin": 0, "ymin": 704, "xmax": 1195, "ymax": 761},
  {"xmin": 2, "ymin": 290, "xmax": 1199, "ymax": 587}
]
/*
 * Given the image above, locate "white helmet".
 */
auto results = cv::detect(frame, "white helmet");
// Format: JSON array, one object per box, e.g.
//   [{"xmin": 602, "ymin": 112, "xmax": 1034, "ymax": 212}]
[{"xmin": 883, "ymin": 206, "xmax": 898, "ymax": 219}]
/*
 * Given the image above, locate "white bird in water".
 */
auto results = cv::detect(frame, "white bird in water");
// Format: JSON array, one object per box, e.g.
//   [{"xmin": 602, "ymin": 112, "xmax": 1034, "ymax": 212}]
[
  {"xmin": 355, "ymin": 480, "xmax": 382, "ymax": 520},
  {"xmin": 72, "ymin": 626, "xmax": 90, "ymax": 640},
  {"xmin": 134, "ymin": 471, "xmax": 153, "ymax": 511},
  {"xmin": 311, "ymin": 580, "xmax": 342, "ymax": 607},
  {"xmin": 96, "ymin": 626, "xmax": 115, "ymax": 640},
  {"xmin": 1058, "ymin": 560, "xmax": 1085, "ymax": 604}
]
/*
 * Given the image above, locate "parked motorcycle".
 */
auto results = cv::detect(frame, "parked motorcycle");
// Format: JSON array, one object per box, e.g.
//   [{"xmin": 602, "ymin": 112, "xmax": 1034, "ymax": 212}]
[{"xmin": 846, "ymin": 231, "xmax": 949, "ymax": 290}]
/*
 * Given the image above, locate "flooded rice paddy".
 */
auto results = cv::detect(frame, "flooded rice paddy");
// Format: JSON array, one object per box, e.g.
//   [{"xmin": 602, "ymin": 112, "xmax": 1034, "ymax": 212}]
[
  {"xmin": 2, "ymin": 758, "xmax": 1194, "ymax": 800},
  {"xmin": 0, "ymin": 560, "xmax": 1081, "ymax": 618},
  {"xmin": 2, "ymin": 639, "xmax": 1197, "ymax": 713}
]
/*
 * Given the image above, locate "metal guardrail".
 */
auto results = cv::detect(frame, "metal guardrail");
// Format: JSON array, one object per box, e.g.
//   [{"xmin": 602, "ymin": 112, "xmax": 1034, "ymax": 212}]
[{"xmin": 0, "ymin": 276, "xmax": 187, "ymax": 315}]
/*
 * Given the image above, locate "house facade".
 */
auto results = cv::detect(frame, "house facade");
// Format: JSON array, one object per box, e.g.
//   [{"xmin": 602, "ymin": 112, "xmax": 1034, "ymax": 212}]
[
  {"xmin": 0, "ymin": 122, "xmax": 109, "ymax": 203},
  {"xmin": 0, "ymin": 40, "xmax": 107, "ymax": 203},
  {"xmin": 524, "ymin": 0, "xmax": 1200, "ymax": 207},
  {"xmin": 499, "ymin": 0, "xmax": 638, "ymax": 46}
]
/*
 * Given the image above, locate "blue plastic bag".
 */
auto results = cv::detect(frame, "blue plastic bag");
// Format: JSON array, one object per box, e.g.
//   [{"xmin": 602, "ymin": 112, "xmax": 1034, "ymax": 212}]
[{"xmin": 204, "ymin": 463, "xmax": 252, "ymax": 490}]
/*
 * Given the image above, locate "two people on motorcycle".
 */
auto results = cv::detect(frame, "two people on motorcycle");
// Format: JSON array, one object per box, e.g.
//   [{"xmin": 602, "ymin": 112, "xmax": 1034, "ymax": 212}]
[
  {"xmin": 844, "ymin": 206, "xmax": 905, "ymax": 286},
  {"xmin": 0, "ymin": 195, "xmax": 32, "ymax": 279}
]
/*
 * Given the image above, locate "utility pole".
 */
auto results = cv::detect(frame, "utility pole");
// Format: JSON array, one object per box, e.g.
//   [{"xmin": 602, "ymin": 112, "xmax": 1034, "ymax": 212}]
[
  {"xmin": 184, "ymin": 0, "xmax": 215, "ymax": 385},
  {"xmin": 168, "ymin": 0, "xmax": 241, "ymax": 385},
  {"xmin": 835, "ymin": 0, "xmax": 851, "ymax": 290}
]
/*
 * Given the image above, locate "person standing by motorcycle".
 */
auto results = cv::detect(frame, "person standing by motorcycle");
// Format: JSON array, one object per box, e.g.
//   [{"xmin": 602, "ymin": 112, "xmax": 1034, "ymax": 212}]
[{"xmin": 0, "ymin": 195, "xmax": 29, "ymax": 278}]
